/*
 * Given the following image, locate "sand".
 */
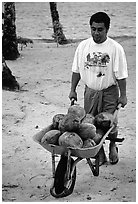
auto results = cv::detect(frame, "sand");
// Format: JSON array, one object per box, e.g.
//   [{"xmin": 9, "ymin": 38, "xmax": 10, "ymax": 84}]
[{"xmin": 2, "ymin": 37, "xmax": 136, "ymax": 202}]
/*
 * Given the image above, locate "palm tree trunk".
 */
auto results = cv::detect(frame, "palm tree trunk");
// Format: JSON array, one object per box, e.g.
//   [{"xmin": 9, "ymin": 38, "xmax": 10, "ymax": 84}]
[
  {"xmin": 2, "ymin": 57, "xmax": 20, "ymax": 90},
  {"xmin": 2, "ymin": 2, "xmax": 20, "ymax": 60},
  {"xmin": 49, "ymin": 2, "xmax": 68, "ymax": 45}
]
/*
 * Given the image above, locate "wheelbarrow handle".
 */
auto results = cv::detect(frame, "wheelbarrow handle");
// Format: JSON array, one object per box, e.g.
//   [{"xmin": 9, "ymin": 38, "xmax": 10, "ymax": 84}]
[
  {"xmin": 117, "ymin": 103, "xmax": 122, "ymax": 110},
  {"xmin": 106, "ymin": 137, "xmax": 124, "ymax": 142}
]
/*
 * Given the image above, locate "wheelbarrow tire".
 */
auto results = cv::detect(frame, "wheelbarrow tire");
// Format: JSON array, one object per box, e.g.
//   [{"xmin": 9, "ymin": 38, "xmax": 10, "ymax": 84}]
[{"xmin": 50, "ymin": 155, "xmax": 76, "ymax": 197}]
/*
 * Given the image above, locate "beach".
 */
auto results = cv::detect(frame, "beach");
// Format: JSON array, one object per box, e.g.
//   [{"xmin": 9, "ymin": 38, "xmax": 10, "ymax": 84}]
[
  {"xmin": 2, "ymin": 2, "xmax": 136, "ymax": 202},
  {"xmin": 14, "ymin": 2, "xmax": 136, "ymax": 39},
  {"xmin": 2, "ymin": 36, "xmax": 136, "ymax": 202}
]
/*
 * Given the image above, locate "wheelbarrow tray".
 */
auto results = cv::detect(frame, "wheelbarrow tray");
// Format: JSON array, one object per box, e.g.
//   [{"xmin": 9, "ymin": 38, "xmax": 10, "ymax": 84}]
[{"xmin": 33, "ymin": 124, "xmax": 114, "ymax": 159}]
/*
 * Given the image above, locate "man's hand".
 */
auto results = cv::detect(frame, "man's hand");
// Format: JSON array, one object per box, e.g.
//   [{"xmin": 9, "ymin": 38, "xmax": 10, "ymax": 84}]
[
  {"xmin": 118, "ymin": 95, "xmax": 127, "ymax": 107},
  {"xmin": 69, "ymin": 90, "xmax": 77, "ymax": 101}
]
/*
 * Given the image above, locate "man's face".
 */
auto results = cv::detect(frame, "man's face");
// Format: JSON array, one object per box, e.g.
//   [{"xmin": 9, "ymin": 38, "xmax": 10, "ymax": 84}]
[{"xmin": 90, "ymin": 22, "xmax": 108, "ymax": 44}]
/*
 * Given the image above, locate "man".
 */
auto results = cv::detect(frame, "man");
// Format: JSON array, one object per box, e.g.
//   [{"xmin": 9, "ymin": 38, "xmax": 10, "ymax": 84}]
[{"xmin": 69, "ymin": 12, "xmax": 128, "ymax": 165}]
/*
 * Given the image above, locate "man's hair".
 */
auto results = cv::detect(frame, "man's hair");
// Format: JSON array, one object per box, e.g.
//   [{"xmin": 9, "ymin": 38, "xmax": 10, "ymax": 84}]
[{"xmin": 89, "ymin": 12, "xmax": 110, "ymax": 30}]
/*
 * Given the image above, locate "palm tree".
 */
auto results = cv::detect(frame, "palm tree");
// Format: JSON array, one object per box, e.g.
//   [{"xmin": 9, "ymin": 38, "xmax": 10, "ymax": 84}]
[
  {"xmin": 2, "ymin": 57, "xmax": 20, "ymax": 90},
  {"xmin": 2, "ymin": 2, "xmax": 20, "ymax": 60},
  {"xmin": 49, "ymin": 2, "xmax": 68, "ymax": 45}
]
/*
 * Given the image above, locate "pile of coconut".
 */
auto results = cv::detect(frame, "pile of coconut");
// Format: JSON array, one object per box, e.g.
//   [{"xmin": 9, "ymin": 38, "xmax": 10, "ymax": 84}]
[{"xmin": 41, "ymin": 104, "xmax": 115, "ymax": 149}]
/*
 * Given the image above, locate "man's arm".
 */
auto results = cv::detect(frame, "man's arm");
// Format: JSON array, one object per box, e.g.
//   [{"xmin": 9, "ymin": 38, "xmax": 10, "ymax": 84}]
[
  {"xmin": 69, "ymin": 72, "xmax": 81, "ymax": 101},
  {"xmin": 117, "ymin": 78, "xmax": 127, "ymax": 107}
]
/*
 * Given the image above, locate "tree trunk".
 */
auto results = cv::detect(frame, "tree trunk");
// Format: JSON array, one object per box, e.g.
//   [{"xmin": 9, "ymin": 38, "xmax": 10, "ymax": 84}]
[
  {"xmin": 2, "ymin": 2, "xmax": 20, "ymax": 60},
  {"xmin": 2, "ymin": 57, "xmax": 20, "ymax": 90},
  {"xmin": 49, "ymin": 2, "xmax": 68, "ymax": 45}
]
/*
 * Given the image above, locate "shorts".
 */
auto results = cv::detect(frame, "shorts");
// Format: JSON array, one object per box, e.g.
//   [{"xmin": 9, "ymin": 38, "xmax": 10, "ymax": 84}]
[{"xmin": 84, "ymin": 84, "xmax": 119, "ymax": 135}]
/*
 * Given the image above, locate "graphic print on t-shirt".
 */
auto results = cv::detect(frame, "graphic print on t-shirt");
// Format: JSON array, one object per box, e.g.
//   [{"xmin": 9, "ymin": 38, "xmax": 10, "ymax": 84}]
[{"xmin": 84, "ymin": 52, "xmax": 110, "ymax": 77}]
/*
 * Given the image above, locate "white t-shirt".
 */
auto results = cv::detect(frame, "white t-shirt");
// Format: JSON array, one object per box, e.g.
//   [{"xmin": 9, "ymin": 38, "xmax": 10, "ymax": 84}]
[{"xmin": 72, "ymin": 37, "xmax": 128, "ymax": 90}]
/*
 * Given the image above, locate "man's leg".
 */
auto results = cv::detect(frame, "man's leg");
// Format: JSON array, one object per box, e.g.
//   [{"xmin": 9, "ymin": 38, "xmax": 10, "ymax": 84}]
[
  {"xmin": 108, "ymin": 130, "xmax": 119, "ymax": 164},
  {"xmin": 84, "ymin": 86, "xmax": 107, "ymax": 165},
  {"xmin": 98, "ymin": 145, "xmax": 107, "ymax": 166},
  {"xmin": 102, "ymin": 85, "xmax": 119, "ymax": 164}
]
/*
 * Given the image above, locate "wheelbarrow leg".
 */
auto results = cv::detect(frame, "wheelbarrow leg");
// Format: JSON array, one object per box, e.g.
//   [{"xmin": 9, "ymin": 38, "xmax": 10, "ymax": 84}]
[
  {"xmin": 50, "ymin": 149, "xmax": 56, "ymax": 195},
  {"xmin": 86, "ymin": 154, "xmax": 99, "ymax": 176},
  {"xmin": 94, "ymin": 154, "xmax": 100, "ymax": 176},
  {"xmin": 66, "ymin": 149, "xmax": 72, "ymax": 181},
  {"xmin": 52, "ymin": 149, "xmax": 56, "ymax": 178}
]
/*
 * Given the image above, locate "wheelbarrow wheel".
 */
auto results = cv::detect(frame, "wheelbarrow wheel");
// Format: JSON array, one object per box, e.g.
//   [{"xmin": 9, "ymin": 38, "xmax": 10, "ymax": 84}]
[{"xmin": 50, "ymin": 155, "xmax": 76, "ymax": 198}]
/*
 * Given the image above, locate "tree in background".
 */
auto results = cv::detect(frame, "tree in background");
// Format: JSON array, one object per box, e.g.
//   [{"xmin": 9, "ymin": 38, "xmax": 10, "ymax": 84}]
[
  {"xmin": 49, "ymin": 2, "xmax": 68, "ymax": 45},
  {"xmin": 2, "ymin": 57, "xmax": 20, "ymax": 90},
  {"xmin": 2, "ymin": 3, "xmax": 20, "ymax": 90},
  {"xmin": 2, "ymin": 2, "xmax": 20, "ymax": 60}
]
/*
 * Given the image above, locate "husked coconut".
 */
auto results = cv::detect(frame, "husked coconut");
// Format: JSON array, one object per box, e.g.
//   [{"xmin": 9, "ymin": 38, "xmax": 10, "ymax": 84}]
[
  {"xmin": 93, "ymin": 129, "xmax": 105, "ymax": 144},
  {"xmin": 94, "ymin": 112, "xmax": 115, "ymax": 131},
  {"xmin": 58, "ymin": 132, "xmax": 83, "ymax": 148},
  {"xmin": 83, "ymin": 138, "xmax": 96, "ymax": 148},
  {"xmin": 58, "ymin": 113, "xmax": 80, "ymax": 133},
  {"xmin": 82, "ymin": 114, "xmax": 95, "ymax": 124},
  {"xmin": 78, "ymin": 123, "xmax": 96, "ymax": 140},
  {"xmin": 41, "ymin": 130, "xmax": 61, "ymax": 145},
  {"xmin": 68, "ymin": 104, "xmax": 86, "ymax": 120},
  {"xmin": 52, "ymin": 113, "xmax": 65, "ymax": 129}
]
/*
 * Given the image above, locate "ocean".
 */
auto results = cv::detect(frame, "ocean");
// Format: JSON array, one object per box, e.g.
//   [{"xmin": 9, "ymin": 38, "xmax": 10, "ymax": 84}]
[{"xmin": 14, "ymin": 2, "xmax": 136, "ymax": 40}]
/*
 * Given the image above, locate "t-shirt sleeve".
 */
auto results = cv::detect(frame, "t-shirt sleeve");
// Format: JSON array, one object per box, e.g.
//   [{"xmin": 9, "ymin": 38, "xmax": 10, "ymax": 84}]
[
  {"xmin": 113, "ymin": 44, "xmax": 128, "ymax": 79},
  {"xmin": 71, "ymin": 45, "xmax": 80, "ymax": 73}
]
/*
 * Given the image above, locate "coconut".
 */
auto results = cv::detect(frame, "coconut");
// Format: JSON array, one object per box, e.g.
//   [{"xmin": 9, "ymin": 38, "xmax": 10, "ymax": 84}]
[
  {"xmin": 67, "ymin": 104, "xmax": 86, "ymax": 120},
  {"xmin": 52, "ymin": 113, "xmax": 65, "ymax": 129},
  {"xmin": 83, "ymin": 138, "xmax": 96, "ymax": 148},
  {"xmin": 58, "ymin": 113, "xmax": 80, "ymax": 133},
  {"xmin": 78, "ymin": 123, "xmax": 96, "ymax": 140},
  {"xmin": 41, "ymin": 130, "xmax": 61, "ymax": 145},
  {"xmin": 94, "ymin": 112, "xmax": 115, "ymax": 131},
  {"xmin": 93, "ymin": 129, "xmax": 105, "ymax": 144},
  {"xmin": 82, "ymin": 114, "xmax": 95, "ymax": 124},
  {"xmin": 58, "ymin": 132, "xmax": 83, "ymax": 148}
]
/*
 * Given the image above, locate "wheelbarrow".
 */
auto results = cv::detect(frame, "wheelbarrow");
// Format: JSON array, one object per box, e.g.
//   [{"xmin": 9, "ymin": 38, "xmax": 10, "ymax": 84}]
[{"xmin": 33, "ymin": 103, "xmax": 124, "ymax": 198}]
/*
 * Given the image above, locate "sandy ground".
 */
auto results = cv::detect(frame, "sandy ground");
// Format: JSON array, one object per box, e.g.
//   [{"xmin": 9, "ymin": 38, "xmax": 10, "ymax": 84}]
[{"xmin": 2, "ymin": 37, "xmax": 136, "ymax": 202}]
